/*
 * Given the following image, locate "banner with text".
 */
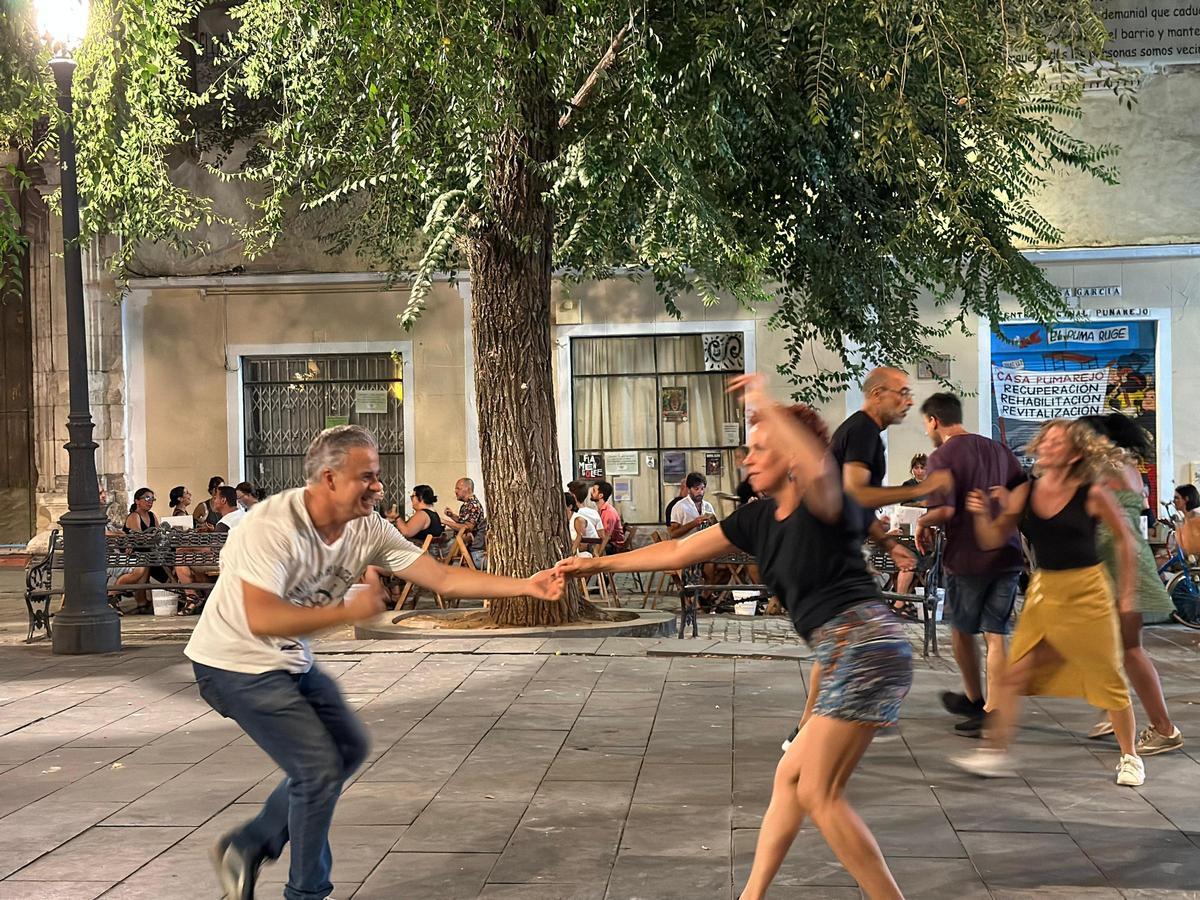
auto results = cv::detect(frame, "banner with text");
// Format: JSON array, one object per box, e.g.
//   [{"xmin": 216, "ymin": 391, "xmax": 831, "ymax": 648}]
[
  {"xmin": 992, "ymin": 367, "xmax": 1110, "ymax": 421},
  {"xmin": 990, "ymin": 317, "xmax": 1159, "ymax": 497}
]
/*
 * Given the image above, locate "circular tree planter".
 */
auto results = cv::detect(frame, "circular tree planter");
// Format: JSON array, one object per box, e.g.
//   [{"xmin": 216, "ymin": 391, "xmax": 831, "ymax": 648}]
[{"xmin": 355, "ymin": 608, "xmax": 677, "ymax": 640}]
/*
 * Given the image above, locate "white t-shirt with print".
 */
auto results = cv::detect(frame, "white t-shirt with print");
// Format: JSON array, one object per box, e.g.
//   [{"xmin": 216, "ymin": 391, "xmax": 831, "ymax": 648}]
[
  {"xmin": 185, "ymin": 488, "xmax": 423, "ymax": 675},
  {"xmin": 671, "ymin": 497, "xmax": 717, "ymax": 528}
]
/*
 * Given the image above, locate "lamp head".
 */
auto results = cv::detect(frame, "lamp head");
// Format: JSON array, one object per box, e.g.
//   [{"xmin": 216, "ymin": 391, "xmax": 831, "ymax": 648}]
[{"xmin": 34, "ymin": 0, "xmax": 90, "ymax": 57}]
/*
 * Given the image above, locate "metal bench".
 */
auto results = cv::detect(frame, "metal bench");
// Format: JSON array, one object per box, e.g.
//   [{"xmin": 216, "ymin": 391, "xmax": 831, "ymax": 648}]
[
  {"xmin": 869, "ymin": 529, "xmax": 944, "ymax": 657},
  {"xmin": 678, "ymin": 581, "xmax": 771, "ymax": 638},
  {"xmin": 25, "ymin": 527, "xmax": 227, "ymax": 642}
]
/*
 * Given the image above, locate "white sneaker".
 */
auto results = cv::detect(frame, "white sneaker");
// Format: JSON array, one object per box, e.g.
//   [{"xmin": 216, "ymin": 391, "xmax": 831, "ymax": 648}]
[
  {"xmin": 1116, "ymin": 753, "xmax": 1146, "ymax": 786},
  {"xmin": 949, "ymin": 748, "xmax": 1017, "ymax": 779},
  {"xmin": 1136, "ymin": 726, "xmax": 1184, "ymax": 757},
  {"xmin": 1087, "ymin": 719, "xmax": 1115, "ymax": 739}
]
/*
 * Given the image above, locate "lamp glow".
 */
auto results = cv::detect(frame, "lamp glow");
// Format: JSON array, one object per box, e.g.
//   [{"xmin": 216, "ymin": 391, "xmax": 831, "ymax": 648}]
[{"xmin": 34, "ymin": 0, "xmax": 90, "ymax": 53}]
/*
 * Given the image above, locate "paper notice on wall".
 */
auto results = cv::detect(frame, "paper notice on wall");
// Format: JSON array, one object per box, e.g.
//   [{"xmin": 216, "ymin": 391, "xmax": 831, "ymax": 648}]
[
  {"xmin": 722, "ymin": 422, "xmax": 741, "ymax": 445},
  {"xmin": 355, "ymin": 389, "xmax": 388, "ymax": 414},
  {"xmin": 605, "ymin": 451, "xmax": 639, "ymax": 476},
  {"xmin": 992, "ymin": 366, "xmax": 1110, "ymax": 422}
]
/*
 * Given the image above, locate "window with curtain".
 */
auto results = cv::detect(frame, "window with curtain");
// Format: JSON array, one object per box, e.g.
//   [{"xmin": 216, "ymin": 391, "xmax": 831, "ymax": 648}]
[{"xmin": 571, "ymin": 334, "xmax": 747, "ymax": 525}]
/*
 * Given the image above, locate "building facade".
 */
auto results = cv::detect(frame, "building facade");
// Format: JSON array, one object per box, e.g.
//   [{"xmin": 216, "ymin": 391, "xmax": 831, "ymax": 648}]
[{"xmin": 7, "ymin": 51, "xmax": 1200, "ymax": 546}]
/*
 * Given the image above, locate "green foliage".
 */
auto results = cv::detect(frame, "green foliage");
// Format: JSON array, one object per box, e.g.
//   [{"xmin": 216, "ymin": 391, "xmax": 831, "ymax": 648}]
[{"xmin": 0, "ymin": 0, "xmax": 1133, "ymax": 398}]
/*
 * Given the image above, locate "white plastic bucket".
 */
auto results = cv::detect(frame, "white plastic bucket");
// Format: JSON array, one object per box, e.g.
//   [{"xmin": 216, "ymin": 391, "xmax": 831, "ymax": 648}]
[
  {"xmin": 151, "ymin": 590, "xmax": 177, "ymax": 617},
  {"xmin": 734, "ymin": 600, "xmax": 757, "ymax": 616}
]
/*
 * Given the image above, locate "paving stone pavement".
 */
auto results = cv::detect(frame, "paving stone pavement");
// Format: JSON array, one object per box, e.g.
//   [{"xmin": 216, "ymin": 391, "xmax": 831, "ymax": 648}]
[{"xmin": 1, "ymin": 627, "xmax": 1200, "ymax": 898}]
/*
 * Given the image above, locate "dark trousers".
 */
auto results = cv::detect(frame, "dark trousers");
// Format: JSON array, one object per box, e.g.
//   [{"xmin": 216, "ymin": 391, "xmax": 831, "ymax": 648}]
[{"xmin": 193, "ymin": 662, "xmax": 369, "ymax": 900}]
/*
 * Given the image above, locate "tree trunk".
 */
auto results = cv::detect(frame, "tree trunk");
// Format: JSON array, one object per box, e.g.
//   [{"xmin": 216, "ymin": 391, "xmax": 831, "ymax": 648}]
[{"xmin": 466, "ymin": 21, "xmax": 596, "ymax": 627}]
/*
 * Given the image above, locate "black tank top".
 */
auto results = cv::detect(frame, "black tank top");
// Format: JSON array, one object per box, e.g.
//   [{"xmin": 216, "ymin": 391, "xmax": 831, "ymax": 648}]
[
  {"xmin": 1020, "ymin": 483, "xmax": 1098, "ymax": 570},
  {"xmin": 413, "ymin": 509, "xmax": 445, "ymax": 544}
]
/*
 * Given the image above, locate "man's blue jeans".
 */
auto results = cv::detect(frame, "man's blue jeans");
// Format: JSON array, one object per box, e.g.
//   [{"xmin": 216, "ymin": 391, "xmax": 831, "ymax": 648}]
[{"xmin": 193, "ymin": 663, "xmax": 369, "ymax": 900}]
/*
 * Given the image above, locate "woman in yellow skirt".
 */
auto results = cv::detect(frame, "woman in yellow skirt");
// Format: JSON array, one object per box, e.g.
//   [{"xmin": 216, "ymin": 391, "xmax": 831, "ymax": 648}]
[{"xmin": 951, "ymin": 420, "xmax": 1145, "ymax": 786}]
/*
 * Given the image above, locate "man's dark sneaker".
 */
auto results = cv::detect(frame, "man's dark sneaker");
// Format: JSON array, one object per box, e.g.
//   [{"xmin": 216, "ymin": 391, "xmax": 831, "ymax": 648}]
[
  {"xmin": 955, "ymin": 714, "xmax": 986, "ymax": 737},
  {"xmin": 781, "ymin": 725, "xmax": 800, "ymax": 753},
  {"xmin": 941, "ymin": 691, "xmax": 985, "ymax": 717},
  {"xmin": 210, "ymin": 833, "xmax": 261, "ymax": 900}
]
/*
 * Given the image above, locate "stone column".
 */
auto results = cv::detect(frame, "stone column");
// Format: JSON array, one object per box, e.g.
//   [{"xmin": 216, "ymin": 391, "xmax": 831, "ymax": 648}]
[{"xmin": 24, "ymin": 173, "xmax": 128, "ymax": 551}]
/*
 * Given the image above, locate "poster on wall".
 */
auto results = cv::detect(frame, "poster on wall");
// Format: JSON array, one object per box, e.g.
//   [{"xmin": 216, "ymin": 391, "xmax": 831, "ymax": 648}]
[
  {"xmin": 705, "ymin": 452, "xmax": 723, "ymax": 476},
  {"xmin": 661, "ymin": 387, "xmax": 689, "ymax": 423},
  {"xmin": 662, "ymin": 451, "xmax": 687, "ymax": 483},
  {"xmin": 613, "ymin": 478, "xmax": 632, "ymax": 503},
  {"xmin": 990, "ymin": 318, "xmax": 1158, "ymax": 498},
  {"xmin": 577, "ymin": 451, "xmax": 605, "ymax": 480}
]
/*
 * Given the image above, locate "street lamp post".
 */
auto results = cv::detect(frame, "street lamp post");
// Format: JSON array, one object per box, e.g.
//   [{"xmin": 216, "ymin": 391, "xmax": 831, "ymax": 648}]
[{"xmin": 36, "ymin": 0, "xmax": 120, "ymax": 654}]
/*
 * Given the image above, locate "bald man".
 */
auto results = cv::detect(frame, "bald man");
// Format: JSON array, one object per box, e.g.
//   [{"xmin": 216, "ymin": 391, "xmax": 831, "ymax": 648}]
[{"xmin": 831, "ymin": 367, "xmax": 950, "ymax": 529}]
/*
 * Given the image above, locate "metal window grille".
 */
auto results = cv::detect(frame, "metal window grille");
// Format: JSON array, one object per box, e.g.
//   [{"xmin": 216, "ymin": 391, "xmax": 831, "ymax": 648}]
[{"xmin": 242, "ymin": 354, "xmax": 404, "ymax": 510}]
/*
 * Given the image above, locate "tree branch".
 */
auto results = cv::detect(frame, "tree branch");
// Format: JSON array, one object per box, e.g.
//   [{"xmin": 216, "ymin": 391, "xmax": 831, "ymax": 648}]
[{"xmin": 558, "ymin": 22, "xmax": 633, "ymax": 131}]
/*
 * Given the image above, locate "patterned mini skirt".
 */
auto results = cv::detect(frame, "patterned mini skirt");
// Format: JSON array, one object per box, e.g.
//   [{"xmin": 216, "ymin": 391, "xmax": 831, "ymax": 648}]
[{"xmin": 810, "ymin": 600, "xmax": 913, "ymax": 727}]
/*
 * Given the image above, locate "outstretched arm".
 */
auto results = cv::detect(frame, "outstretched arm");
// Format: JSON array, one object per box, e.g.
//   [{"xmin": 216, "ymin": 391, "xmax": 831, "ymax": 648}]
[
  {"xmin": 967, "ymin": 482, "xmax": 1029, "ymax": 550},
  {"xmin": 557, "ymin": 524, "xmax": 736, "ymax": 577},
  {"xmin": 398, "ymin": 554, "xmax": 564, "ymax": 602},
  {"xmin": 843, "ymin": 464, "xmax": 952, "ymax": 509}
]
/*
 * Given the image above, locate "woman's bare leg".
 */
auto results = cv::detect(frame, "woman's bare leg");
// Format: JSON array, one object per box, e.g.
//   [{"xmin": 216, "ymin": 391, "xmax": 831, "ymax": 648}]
[
  {"xmin": 1108, "ymin": 704, "xmax": 1137, "ymax": 758},
  {"xmin": 797, "ymin": 661, "xmax": 821, "ymax": 730},
  {"xmin": 739, "ymin": 728, "xmax": 811, "ymax": 900},
  {"xmin": 741, "ymin": 716, "xmax": 901, "ymax": 900},
  {"xmin": 1119, "ymin": 612, "xmax": 1174, "ymax": 735},
  {"xmin": 985, "ymin": 640, "xmax": 1062, "ymax": 751},
  {"xmin": 982, "ymin": 633, "xmax": 1008, "ymax": 712}
]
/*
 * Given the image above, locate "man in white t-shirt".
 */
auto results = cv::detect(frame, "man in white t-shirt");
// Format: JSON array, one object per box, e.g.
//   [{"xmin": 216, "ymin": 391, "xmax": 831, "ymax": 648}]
[
  {"xmin": 669, "ymin": 472, "xmax": 718, "ymax": 538},
  {"xmin": 189, "ymin": 426, "xmax": 564, "ymax": 900},
  {"xmin": 210, "ymin": 485, "xmax": 246, "ymax": 532}
]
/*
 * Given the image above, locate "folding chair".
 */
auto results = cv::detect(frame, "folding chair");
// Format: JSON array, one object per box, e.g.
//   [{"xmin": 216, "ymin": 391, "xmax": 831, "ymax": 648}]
[
  {"xmin": 642, "ymin": 531, "xmax": 686, "ymax": 609},
  {"xmin": 394, "ymin": 535, "xmax": 443, "ymax": 610}
]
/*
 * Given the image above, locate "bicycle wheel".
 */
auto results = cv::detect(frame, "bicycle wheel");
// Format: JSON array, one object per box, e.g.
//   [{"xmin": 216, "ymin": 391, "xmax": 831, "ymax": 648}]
[{"xmin": 1165, "ymin": 571, "xmax": 1200, "ymax": 622}]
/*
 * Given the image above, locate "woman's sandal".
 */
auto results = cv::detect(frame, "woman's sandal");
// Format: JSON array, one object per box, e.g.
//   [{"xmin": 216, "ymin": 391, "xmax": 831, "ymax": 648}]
[{"xmin": 176, "ymin": 593, "xmax": 205, "ymax": 616}]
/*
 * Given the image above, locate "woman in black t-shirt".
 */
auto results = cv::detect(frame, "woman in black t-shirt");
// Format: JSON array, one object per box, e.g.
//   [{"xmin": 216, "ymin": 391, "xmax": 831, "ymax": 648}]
[{"xmin": 557, "ymin": 375, "xmax": 912, "ymax": 900}]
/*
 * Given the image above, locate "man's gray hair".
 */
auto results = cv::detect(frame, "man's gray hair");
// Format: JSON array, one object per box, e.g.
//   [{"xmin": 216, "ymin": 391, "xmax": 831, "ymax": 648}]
[
  {"xmin": 457, "ymin": 477, "xmax": 475, "ymax": 491},
  {"xmin": 304, "ymin": 425, "xmax": 378, "ymax": 483}
]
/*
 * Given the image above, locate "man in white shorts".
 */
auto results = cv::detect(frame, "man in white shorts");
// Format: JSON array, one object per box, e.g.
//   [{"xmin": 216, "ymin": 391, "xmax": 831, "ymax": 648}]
[{"xmin": 186, "ymin": 426, "xmax": 564, "ymax": 900}]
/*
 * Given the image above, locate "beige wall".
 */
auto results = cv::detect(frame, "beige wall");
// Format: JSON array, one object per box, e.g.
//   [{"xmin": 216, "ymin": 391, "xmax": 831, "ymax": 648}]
[
  {"xmin": 132, "ymin": 281, "xmax": 469, "ymax": 508},
  {"xmin": 1034, "ymin": 68, "xmax": 1200, "ymax": 248},
  {"xmin": 554, "ymin": 258, "xmax": 1198, "ymax": 513}
]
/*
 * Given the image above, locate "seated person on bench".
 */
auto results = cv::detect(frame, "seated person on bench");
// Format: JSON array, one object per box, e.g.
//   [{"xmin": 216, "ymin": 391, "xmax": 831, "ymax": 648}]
[
  {"xmin": 99, "ymin": 483, "xmax": 151, "ymax": 614},
  {"xmin": 173, "ymin": 486, "xmax": 245, "ymax": 615}
]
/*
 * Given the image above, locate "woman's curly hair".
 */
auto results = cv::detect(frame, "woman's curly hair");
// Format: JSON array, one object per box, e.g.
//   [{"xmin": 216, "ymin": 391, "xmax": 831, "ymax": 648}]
[
  {"xmin": 750, "ymin": 403, "xmax": 831, "ymax": 447},
  {"xmin": 1027, "ymin": 419, "xmax": 1128, "ymax": 482}
]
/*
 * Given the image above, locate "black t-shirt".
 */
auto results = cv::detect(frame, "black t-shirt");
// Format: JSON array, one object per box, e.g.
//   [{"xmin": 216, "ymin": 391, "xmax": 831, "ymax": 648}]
[
  {"xmin": 720, "ymin": 495, "xmax": 880, "ymax": 640},
  {"xmin": 736, "ymin": 478, "xmax": 756, "ymax": 505},
  {"xmin": 830, "ymin": 411, "xmax": 886, "ymax": 531},
  {"xmin": 664, "ymin": 496, "xmax": 683, "ymax": 523}
]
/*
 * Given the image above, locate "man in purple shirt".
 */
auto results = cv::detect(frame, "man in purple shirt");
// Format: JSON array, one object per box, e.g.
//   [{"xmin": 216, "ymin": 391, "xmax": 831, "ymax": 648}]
[{"xmin": 916, "ymin": 393, "xmax": 1027, "ymax": 734}]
